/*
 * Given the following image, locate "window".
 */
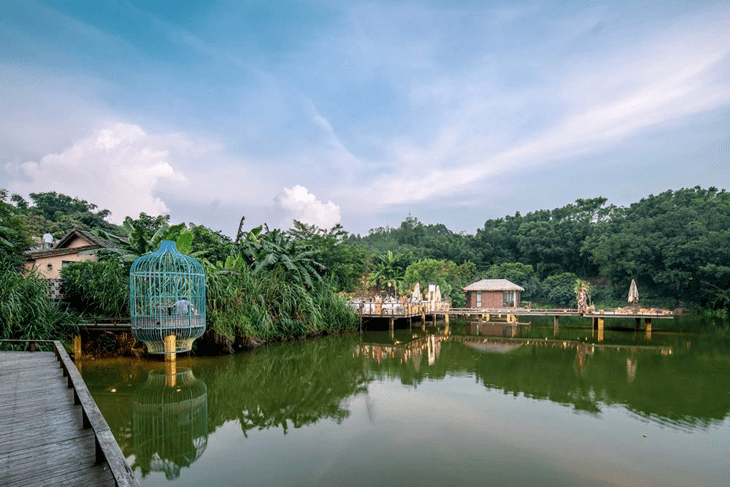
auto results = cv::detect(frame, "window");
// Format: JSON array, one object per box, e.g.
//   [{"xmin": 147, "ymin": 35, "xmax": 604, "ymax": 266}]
[
  {"xmin": 503, "ymin": 291, "xmax": 515, "ymax": 307},
  {"xmin": 476, "ymin": 291, "xmax": 482, "ymax": 307}
]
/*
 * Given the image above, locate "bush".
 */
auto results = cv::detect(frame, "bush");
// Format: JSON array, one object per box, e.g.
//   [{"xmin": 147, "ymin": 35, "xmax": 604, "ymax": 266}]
[
  {"xmin": 61, "ymin": 257, "xmax": 130, "ymax": 317},
  {"xmin": 542, "ymin": 273, "xmax": 579, "ymax": 307},
  {"xmin": 0, "ymin": 256, "xmax": 77, "ymax": 346},
  {"xmin": 206, "ymin": 264, "xmax": 357, "ymax": 345}
]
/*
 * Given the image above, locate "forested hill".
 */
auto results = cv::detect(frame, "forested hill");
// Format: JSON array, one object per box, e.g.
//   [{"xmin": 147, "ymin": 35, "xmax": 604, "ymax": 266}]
[
  {"xmin": 351, "ymin": 187, "xmax": 730, "ymax": 309},
  {"xmin": 3, "ymin": 186, "xmax": 729, "ymax": 311}
]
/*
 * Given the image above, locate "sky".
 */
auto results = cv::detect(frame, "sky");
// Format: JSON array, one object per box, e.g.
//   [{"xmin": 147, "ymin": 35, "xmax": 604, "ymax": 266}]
[{"xmin": 2, "ymin": 0, "xmax": 729, "ymax": 237}]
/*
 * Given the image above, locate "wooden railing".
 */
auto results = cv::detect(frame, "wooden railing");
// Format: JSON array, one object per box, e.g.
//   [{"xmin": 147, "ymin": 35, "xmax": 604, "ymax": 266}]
[{"xmin": 0, "ymin": 339, "xmax": 139, "ymax": 487}]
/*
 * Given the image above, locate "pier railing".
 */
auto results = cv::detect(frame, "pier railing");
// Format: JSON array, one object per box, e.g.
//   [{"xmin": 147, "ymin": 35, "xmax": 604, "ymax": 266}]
[{"xmin": 0, "ymin": 339, "xmax": 139, "ymax": 487}]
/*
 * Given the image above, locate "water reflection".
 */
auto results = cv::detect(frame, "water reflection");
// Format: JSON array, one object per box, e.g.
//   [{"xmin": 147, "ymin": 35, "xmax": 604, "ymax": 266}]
[
  {"xmin": 356, "ymin": 327, "xmax": 728, "ymax": 427},
  {"xmin": 81, "ymin": 328, "xmax": 730, "ymax": 485},
  {"xmin": 131, "ymin": 367, "xmax": 208, "ymax": 480}
]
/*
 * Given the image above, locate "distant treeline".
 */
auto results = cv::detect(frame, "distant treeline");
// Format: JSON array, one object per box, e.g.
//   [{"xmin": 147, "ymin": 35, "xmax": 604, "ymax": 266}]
[
  {"xmin": 347, "ymin": 187, "xmax": 730, "ymax": 311},
  {"xmin": 2, "ymin": 186, "xmax": 730, "ymax": 339}
]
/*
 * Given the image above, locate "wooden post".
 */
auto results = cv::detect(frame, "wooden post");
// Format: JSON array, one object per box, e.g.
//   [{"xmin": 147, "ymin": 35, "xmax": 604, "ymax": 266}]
[
  {"xmin": 73, "ymin": 335, "xmax": 82, "ymax": 360},
  {"xmin": 553, "ymin": 316, "xmax": 559, "ymax": 337},
  {"xmin": 593, "ymin": 317, "xmax": 599, "ymax": 330},
  {"xmin": 164, "ymin": 335, "xmax": 176, "ymax": 362},
  {"xmin": 359, "ymin": 303, "xmax": 363, "ymax": 335},
  {"xmin": 445, "ymin": 313, "xmax": 450, "ymax": 326},
  {"xmin": 635, "ymin": 317, "xmax": 641, "ymax": 331},
  {"xmin": 421, "ymin": 310, "xmax": 426, "ymax": 326},
  {"xmin": 389, "ymin": 317, "xmax": 394, "ymax": 332}
]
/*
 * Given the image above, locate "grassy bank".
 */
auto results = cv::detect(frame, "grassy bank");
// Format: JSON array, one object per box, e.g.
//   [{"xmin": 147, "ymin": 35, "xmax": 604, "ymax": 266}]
[{"xmin": 201, "ymin": 265, "xmax": 358, "ymax": 353}]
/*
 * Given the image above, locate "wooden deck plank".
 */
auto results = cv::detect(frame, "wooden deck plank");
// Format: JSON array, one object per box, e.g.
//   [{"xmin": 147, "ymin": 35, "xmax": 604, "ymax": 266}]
[{"xmin": 0, "ymin": 350, "xmax": 129, "ymax": 487}]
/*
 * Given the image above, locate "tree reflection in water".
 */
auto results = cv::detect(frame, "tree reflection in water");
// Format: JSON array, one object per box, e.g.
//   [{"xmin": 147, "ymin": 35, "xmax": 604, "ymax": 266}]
[{"xmin": 131, "ymin": 367, "xmax": 208, "ymax": 480}]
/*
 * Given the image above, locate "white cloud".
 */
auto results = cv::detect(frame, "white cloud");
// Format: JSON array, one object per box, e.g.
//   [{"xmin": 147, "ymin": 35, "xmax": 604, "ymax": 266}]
[
  {"xmin": 277, "ymin": 185, "xmax": 341, "ymax": 229},
  {"xmin": 9, "ymin": 123, "xmax": 186, "ymax": 223}
]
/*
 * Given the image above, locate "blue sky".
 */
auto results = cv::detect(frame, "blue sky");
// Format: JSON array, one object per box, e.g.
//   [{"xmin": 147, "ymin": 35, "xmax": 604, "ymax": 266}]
[{"xmin": 2, "ymin": 0, "xmax": 729, "ymax": 236}]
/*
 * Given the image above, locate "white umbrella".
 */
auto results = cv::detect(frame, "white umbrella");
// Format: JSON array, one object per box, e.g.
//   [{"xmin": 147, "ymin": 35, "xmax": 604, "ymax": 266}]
[{"xmin": 628, "ymin": 279, "xmax": 639, "ymax": 305}]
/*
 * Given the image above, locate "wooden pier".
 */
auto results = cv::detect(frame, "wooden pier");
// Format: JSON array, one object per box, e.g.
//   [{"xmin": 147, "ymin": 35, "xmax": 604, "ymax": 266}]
[{"xmin": 0, "ymin": 340, "xmax": 138, "ymax": 487}]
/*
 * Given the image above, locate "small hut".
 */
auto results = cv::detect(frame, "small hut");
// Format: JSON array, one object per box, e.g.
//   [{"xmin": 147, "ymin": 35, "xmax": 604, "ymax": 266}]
[
  {"xmin": 463, "ymin": 279, "xmax": 524, "ymax": 308},
  {"xmin": 130, "ymin": 240, "xmax": 206, "ymax": 354}
]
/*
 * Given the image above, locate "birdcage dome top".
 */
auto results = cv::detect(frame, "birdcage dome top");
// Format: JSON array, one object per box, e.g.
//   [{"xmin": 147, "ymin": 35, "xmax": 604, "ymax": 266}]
[{"xmin": 130, "ymin": 240, "xmax": 204, "ymax": 276}]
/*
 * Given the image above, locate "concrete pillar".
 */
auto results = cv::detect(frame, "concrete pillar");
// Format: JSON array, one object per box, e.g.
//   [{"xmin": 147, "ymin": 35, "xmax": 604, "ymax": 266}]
[
  {"xmin": 635, "ymin": 317, "xmax": 641, "ymax": 331},
  {"xmin": 445, "ymin": 313, "xmax": 450, "ymax": 326},
  {"xmin": 389, "ymin": 317, "xmax": 395, "ymax": 332},
  {"xmin": 597, "ymin": 318, "xmax": 605, "ymax": 343},
  {"xmin": 164, "ymin": 334, "xmax": 176, "ymax": 362},
  {"xmin": 421, "ymin": 311, "xmax": 426, "ymax": 326},
  {"xmin": 645, "ymin": 318, "xmax": 652, "ymax": 340},
  {"xmin": 593, "ymin": 317, "xmax": 599, "ymax": 330},
  {"xmin": 73, "ymin": 335, "xmax": 82, "ymax": 360},
  {"xmin": 165, "ymin": 361, "xmax": 177, "ymax": 387},
  {"xmin": 553, "ymin": 316, "xmax": 559, "ymax": 337}
]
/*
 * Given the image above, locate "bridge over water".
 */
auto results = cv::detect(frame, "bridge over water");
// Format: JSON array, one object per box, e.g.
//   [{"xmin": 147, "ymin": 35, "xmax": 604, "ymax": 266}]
[{"xmin": 0, "ymin": 340, "xmax": 138, "ymax": 487}]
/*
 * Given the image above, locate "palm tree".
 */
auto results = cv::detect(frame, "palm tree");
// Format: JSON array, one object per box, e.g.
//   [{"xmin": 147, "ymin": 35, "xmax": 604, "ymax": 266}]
[
  {"xmin": 93, "ymin": 217, "xmax": 193, "ymax": 260},
  {"xmin": 251, "ymin": 229, "xmax": 324, "ymax": 289},
  {"xmin": 369, "ymin": 250, "xmax": 405, "ymax": 295}
]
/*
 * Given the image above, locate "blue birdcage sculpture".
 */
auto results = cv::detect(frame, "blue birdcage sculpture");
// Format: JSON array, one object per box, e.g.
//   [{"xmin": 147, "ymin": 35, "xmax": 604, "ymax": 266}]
[{"xmin": 130, "ymin": 240, "xmax": 206, "ymax": 354}]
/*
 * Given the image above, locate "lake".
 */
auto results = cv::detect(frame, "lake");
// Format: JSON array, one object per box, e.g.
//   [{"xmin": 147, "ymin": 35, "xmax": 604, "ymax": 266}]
[{"xmin": 80, "ymin": 323, "xmax": 730, "ymax": 486}]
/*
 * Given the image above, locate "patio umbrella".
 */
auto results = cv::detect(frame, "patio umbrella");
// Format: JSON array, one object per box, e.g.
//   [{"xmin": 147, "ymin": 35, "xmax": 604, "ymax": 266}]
[{"xmin": 628, "ymin": 279, "xmax": 639, "ymax": 305}]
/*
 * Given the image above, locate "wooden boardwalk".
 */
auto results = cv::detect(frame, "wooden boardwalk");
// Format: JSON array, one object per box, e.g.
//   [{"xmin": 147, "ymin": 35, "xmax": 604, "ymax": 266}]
[{"xmin": 0, "ymin": 348, "xmax": 133, "ymax": 486}]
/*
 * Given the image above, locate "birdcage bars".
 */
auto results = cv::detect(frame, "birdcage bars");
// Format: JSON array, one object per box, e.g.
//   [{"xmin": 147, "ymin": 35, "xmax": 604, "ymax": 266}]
[{"xmin": 130, "ymin": 240, "xmax": 206, "ymax": 354}]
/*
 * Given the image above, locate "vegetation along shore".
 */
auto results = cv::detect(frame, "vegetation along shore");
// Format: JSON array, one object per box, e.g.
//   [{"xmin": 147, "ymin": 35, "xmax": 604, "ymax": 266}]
[{"xmin": 2, "ymin": 186, "xmax": 728, "ymax": 355}]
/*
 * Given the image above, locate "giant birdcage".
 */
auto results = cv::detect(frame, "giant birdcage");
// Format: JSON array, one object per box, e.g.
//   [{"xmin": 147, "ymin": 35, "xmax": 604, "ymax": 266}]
[
  {"xmin": 130, "ymin": 240, "xmax": 206, "ymax": 354},
  {"xmin": 132, "ymin": 369, "xmax": 208, "ymax": 480}
]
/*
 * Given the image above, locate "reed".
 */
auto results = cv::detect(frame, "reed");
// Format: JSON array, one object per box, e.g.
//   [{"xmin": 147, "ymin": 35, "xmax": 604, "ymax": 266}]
[{"xmin": 0, "ymin": 256, "xmax": 77, "ymax": 349}]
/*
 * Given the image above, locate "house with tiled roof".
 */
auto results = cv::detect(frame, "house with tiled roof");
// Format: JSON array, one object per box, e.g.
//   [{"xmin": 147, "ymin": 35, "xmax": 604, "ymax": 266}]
[
  {"xmin": 463, "ymin": 279, "xmax": 524, "ymax": 308},
  {"xmin": 24, "ymin": 228, "xmax": 120, "ymax": 299}
]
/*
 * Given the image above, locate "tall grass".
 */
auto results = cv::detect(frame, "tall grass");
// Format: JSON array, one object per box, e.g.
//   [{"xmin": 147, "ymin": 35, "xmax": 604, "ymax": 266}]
[
  {"xmin": 61, "ymin": 257, "xmax": 130, "ymax": 317},
  {"xmin": 206, "ymin": 264, "xmax": 357, "ymax": 346},
  {"xmin": 0, "ymin": 257, "xmax": 77, "ymax": 350}
]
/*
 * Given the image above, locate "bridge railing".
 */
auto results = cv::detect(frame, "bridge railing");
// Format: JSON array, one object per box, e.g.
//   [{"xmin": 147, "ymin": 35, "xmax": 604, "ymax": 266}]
[{"xmin": 0, "ymin": 339, "xmax": 140, "ymax": 487}]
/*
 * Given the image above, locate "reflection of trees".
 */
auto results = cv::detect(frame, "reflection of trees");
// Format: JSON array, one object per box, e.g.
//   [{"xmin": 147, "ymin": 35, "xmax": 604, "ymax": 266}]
[
  {"xmin": 131, "ymin": 368, "xmax": 208, "ymax": 480},
  {"xmin": 358, "ymin": 334, "xmax": 730, "ymax": 427},
  {"xmin": 201, "ymin": 334, "xmax": 370, "ymax": 435}
]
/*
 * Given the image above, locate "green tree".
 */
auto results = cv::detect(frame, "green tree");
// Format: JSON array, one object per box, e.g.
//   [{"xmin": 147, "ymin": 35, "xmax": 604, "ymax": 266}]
[
  {"xmin": 369, "ymin": 250, "xmax": 406, "ymax": 294},
  {"xmin": 542, "ymin": 273, "xmax": 580, "ymax": 308}
]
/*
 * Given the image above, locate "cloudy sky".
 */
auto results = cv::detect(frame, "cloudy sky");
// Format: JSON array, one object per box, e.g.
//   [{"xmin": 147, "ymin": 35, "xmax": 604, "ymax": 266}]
[{"xmin": 2, "ymin": 0, "xmax": 729, "ymax": 236}]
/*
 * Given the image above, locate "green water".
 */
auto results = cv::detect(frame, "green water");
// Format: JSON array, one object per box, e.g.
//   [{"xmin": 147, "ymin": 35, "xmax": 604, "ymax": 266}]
[{"xmin": 80, "ymin": 324, "xmax": 730, "ymax": 486}]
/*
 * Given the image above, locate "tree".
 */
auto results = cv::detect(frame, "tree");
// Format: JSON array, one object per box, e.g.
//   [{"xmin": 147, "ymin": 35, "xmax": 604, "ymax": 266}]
[
  {"xmin": 369, "ymin": 250, "xmax": 406, "ymax": 294},
  {"xmin": 252, "ymin": 229, "xmax": 324, "ymax": 289},
  {"xmin": 0, "ymin": 189, "xmax": 31, "ymax": 268},
  {"xmin": 542, "ymin": 273, "xmax": 581, "ymax": 308}
]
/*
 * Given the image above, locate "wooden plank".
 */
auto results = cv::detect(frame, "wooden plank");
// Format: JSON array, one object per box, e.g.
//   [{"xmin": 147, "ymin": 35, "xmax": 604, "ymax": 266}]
[{"xmin": 0, "ymin": 343, "xmax": 139, "ymax": 487}]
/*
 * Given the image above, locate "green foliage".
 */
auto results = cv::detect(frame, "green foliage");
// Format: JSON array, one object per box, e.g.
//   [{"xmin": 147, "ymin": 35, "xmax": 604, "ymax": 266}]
[
  {"xmin": 251, "ymin": 229, "xmax": 323, "ymax": 289},
  {"xmin": 61, "ymin": 256, "xmax": 131, "ymax": 317},
  {"xmin": 583, "ymin": 187, "xmax": 730, "ymax": 308},
  {"xmin": 404, "ymin": 258, "xmax": 477, "ymax": 307},
  {"xmin": 369, "ymin": 250, "xmax": 406, "ymax": 292},
  {"xmin": 542, "ymin": 273, "xmax": 580, "ymax": 308},
  {"xmin": 206, "ymin": 263, "xmax": 357, "ymax": 343},
  {"xmin": 0, "ymin": 189, "xmax": 32, "ymax": 268},
  {"xmin": 287, "ymin": 221, "xmax": 366, "ymax": 292},
  {"xmin": 16, "ymin": 191, "xmax": 118, "ymax": 236},
  {"xmin": 0, "ymin": 256, "xmax": 77, "ymax": 345}
]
